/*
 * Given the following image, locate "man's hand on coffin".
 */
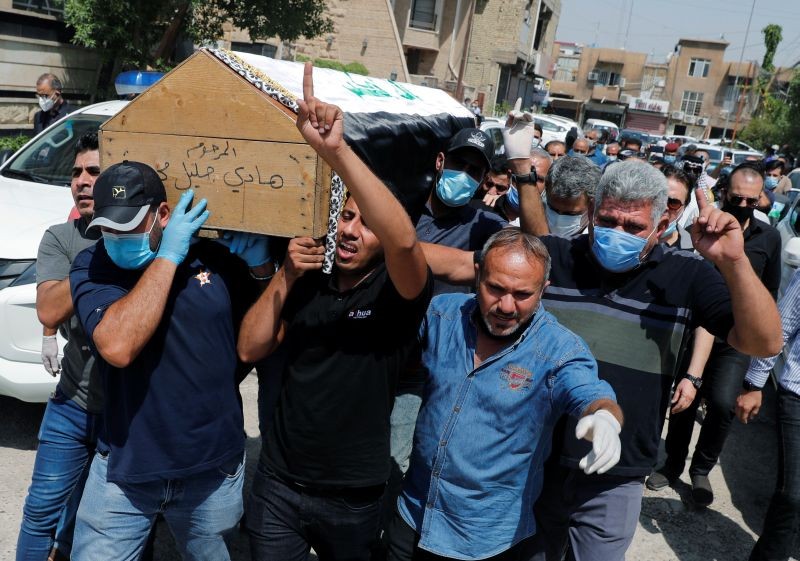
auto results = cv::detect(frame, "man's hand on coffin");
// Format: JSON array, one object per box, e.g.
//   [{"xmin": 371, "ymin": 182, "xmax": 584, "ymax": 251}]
[
  {"xmin": 296, "ymin": 62, "xmax": 346, "ymax": 163},
  {"xmin": 156, "ymin": 190, "xmax": 209, "ymax": 265},
  {"xmin": 502, "ymin": 97, "xmax": 537, "ymax": 161},
  {"xmin": 218, "ymin": 232, "xmax": 272, "ymax": 267},
  {"xmin": 284, "ymin": 237, "xmax": 325, "ymax": 284}
]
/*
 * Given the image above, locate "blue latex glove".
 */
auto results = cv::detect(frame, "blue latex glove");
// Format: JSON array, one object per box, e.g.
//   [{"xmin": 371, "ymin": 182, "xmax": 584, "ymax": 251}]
[
  {"xmin": 219, "ymin": 232, "xmax": 271, "ymax": 267},
  {"xmin": 156, "ymin": 190, "xmax": 209, "ymax": 265}
]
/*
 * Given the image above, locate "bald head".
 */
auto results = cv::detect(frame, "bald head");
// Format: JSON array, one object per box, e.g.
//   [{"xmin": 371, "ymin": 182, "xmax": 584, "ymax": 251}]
[{"xmin": 572, "ymin": 138, "xmax": 590, "ymax": 155}]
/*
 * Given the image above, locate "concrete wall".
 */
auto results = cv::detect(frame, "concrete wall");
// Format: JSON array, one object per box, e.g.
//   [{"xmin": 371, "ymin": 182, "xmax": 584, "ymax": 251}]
[{"xmin": 0, "ymin": 1, "xmax": 100, "ymax": 130}]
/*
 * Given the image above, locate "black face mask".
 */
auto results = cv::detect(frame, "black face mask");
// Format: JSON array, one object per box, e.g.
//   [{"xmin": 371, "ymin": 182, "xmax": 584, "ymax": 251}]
[{"xmin": 722, "ymin": 200, "xmax": 754, "ymax": 225}]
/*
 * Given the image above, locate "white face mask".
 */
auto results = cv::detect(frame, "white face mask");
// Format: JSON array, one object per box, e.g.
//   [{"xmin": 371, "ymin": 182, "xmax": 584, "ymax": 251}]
[
  {"xmin": 38, "ymin": 94, "xmax": 55, "ymax": 112},
  {"xmin": 531, "ymin": 137, "xmax": 541, "ymax": 148},
  {"xmin": 545, "ymin": 204, "xmax": 586, "ymax": 238}
]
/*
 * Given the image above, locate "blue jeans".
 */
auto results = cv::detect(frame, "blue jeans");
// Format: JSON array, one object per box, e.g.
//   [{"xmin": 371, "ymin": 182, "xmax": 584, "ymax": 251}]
[
  {"xmin": 16, "ymin": 386, "xmax": 99, "ymax": 561},
  {"xmin": 72, "ymin": 450, "xmax": 244, "ymax": 561},
  {"xmin": 246, "ymin": 464, "xmax": 384, "ymax": 561},
  {"xmin": 750, "ymin": 387, "xmax": 800, "ymax": 561}
]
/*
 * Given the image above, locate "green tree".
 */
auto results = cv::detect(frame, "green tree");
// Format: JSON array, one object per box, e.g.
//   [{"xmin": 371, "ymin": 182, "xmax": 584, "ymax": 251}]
[
  {"xmin": 761, "ymin": 24, "xmax": 783, "ymax": 73},
  {"xmin": 63, "ymin": 0, "xmax": 333, "ymax": 96}
]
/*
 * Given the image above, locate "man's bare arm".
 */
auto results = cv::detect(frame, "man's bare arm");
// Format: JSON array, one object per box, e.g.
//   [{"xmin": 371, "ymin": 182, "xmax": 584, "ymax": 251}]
[
  {"xmin": 420, "ymin": 243, "xmax": 476, "ymax": 286},
  {"xmin": 92, "ymin": 259, "xmax": 177, "ymax": 368},
  {"xmin": 37, "ymin": 279, "xmax": 73, "ymax": 329}
]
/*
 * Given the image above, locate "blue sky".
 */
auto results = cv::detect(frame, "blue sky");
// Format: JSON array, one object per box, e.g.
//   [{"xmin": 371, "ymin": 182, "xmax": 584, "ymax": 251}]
[{"xmin": 556, "ymin": 0, "xmax": 800, "ymax": 68}]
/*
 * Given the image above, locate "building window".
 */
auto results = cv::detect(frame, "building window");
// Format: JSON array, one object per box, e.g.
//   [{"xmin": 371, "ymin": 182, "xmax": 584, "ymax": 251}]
[
  {"xmin": 410, "ymin": 0, "xmax": 440, "ymax": 31},
  {"xmin": 680, "ymin": 91, "xmax": 704, "ymax": 116},
  {"xmin": 12, "ymin": 0, "xmax": 63, "ymax": 16},
  {"xmin": 688, "ymin": 58, "xmax": 710, "ymax": 78},
  {"xmin": 554, "ymin": 57, "xmax": 579, "ymax": 82}
]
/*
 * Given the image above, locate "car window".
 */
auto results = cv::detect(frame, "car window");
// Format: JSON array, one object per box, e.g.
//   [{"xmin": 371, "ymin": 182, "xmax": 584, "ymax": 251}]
[
  {"xmin": 488, "ymin": 127, "xmax": 504, "ymax": 154},
  {"xmin": 2, "ymin": 115, "xmax": 107, "ymax": 186},
  {"xmin": 535, "ymin": 118, "xmax": 561, "ymax": 132}
]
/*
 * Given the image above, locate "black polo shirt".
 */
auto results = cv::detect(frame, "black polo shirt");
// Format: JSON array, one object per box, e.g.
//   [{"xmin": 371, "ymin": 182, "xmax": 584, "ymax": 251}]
[
  {"xmin": 263, "ymin": 263, "xmax": 433, "ymax": 488},
  {"xmin": 742, "ymin": 218, "xmax": 782, "ymax": 299},
  {"xmin": 540, "ymin": 235, "xmax": 735, "ymax": 476}
]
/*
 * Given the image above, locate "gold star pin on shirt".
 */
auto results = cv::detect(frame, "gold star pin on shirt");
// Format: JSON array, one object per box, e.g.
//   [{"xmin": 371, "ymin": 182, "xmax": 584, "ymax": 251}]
[{"xmin": 195, "ymin": 269, "xmax": 212, "ymax": 287}]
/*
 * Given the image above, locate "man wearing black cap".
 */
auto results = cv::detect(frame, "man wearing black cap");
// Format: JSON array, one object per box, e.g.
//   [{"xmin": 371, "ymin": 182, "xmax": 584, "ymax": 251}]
[{"xmin": 68, "ymin": 162, "xmax": 268, "ymax": 560}]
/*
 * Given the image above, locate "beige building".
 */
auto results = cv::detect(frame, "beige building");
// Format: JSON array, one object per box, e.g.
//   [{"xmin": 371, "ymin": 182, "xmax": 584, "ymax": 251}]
[
  {"xmin": 464, "ymin": 0, "xmax": 559, "ymax": 113},
  {"xmin": 549, "ymin": 37, "xmax": 758, "ymax": 138},
  {"xmin": 223, "ymin": 0, "xmax": 410, "ymax": 82},
  {"xmin": 230, "ymin": 0, "xmax": 560, "ymax": 115},
  {"xmin": 0, "ymin": 0, "xmax": 100, "ymax": 132}
]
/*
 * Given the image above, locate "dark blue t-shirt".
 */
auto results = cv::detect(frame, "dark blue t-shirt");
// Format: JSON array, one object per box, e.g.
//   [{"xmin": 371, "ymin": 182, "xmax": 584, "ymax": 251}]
[{"xmin": 70, "ymin": 239, "xmax": 254, "ymax": 483}]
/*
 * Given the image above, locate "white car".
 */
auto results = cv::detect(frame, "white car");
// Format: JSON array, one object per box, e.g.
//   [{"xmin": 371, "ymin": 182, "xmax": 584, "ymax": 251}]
[
  {"xmin": 534, "ymin": 115, "xmax": 571, "ymax": 145},
  {"xmin": 776, "ymin": 189, "xmax": 800, "ymax": 298},
  {"xmin": 0, "ymin": 100, "xmax": 127, "ymax": 402}
]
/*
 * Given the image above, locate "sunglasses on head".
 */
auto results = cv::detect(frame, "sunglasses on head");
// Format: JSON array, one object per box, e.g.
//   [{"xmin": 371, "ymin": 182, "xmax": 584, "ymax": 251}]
[
  {"xmin": 727, "ymin": 194, "xmax": 760, "ymax": 208},
  {"xmin": 667, "ymin": 197, "xmax": 684, "ymax": 211}
]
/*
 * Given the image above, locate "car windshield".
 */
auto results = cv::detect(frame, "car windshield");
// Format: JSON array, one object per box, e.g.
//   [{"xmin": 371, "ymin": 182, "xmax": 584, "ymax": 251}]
[
  {"xmin": 536, "ymin": 119, "xmax": 564, "ymax": 132},
  {"xmin": 2, "ymin": 114, "xmax": 107, "ymax": 187},
  {"xmin": 733, "ymin": 152, "xmax": 759, "ymax": 164}
]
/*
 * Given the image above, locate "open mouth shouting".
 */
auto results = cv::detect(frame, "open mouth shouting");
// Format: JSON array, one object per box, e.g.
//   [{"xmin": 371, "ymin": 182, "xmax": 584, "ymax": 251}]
[{"xmin": 336, "ymin": 240, "xmax": 358, "ymax": 262}]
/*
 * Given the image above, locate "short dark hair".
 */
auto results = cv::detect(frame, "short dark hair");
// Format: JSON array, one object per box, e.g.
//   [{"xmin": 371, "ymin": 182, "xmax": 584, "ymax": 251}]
[
  {"xmin": 489, "ymin": 154, "xmax": 509, "ymax": 174},
  {"xmin": 75, "ymin": 131, "xmax": 99, "ymax": 155},
  {"xmin": 730, "ymin": 160, "xmax": 765, "ymax": 183},
  {"xmin": 765, "ymin": 159, "xmax": 785, "ymax": 174},
  {"xmin": 36, "ymin": 73, "xmax": 62, "ymax": 91},
  {"xmin": 534, "ymin": 123, "xmax": 543, "ymax": 136},
  {"xmin": 661, "ymin": 164, "xmax": 694, "ymax": 204},
  {"xmin": 621, "ymin": 136, "xmax": 643, "ymax": 150}
]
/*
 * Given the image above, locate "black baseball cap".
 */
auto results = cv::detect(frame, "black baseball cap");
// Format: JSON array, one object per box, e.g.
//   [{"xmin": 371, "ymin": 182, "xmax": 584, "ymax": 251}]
[
  {"xmin": 88, "ymin": 161, "xmax": 167, "ymax": 232},
  {"xmin": 447, "ymin": 128, "xmax": 494, "ymax": 168}
]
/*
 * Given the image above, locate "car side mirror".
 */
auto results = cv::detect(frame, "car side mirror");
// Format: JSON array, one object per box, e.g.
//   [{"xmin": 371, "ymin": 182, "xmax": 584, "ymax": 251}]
[{"xmin": 783, "ymin": 237, "xmax": 800, "ymax": 268}]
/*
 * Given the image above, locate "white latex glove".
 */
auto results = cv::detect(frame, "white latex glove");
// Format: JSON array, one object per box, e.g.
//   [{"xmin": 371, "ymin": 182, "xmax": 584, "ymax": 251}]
[
  {"xmin": 501, "ymin": 98, "xmax": 536, "ymax": 160},
  {"xmin": 576, "ymin": 409, "xmax": 621, "ymax": 475},
  {"xmin": 42, "ymin": 335, "xmax": 60, "ymax": 377}
]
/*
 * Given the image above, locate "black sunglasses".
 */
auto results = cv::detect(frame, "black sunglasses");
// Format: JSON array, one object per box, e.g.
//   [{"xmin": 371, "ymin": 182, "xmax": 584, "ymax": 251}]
[{"xmin": 727, "ymin": 195, "xmax": 760, "ymax": 208}]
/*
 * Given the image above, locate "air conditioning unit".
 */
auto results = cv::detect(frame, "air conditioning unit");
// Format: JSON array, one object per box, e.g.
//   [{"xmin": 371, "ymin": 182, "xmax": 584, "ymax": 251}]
[
  {"xmin": 587, "ymin": 71, "xmax": 599, "ymax": 81},
  {"xmin": 697, "ymin": 117, "xmax": 709, "ymax": 126},
  {"xmin": 618, "ymin": 77, "xmax": 626, "ymax": 87},
  {"xmin": 671, "ymin": 111, "xmax": 684, "ymax": 120},
  {"xmin": 684, "ymin": 115, "xmax": 696, "ymax": 124},
  {"xmin": 619, "ymin": 94, "xmax": 632, "ymax": 103},
  {"xmin": 655, "ymin": 79, "xmax": 666, "ymax": 88}
]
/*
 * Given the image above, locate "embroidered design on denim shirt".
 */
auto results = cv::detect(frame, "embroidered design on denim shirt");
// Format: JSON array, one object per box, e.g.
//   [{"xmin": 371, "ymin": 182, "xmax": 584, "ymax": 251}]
[{"xmin": 500, "ymin": 365, "xmax": 533, "ymax": 391}]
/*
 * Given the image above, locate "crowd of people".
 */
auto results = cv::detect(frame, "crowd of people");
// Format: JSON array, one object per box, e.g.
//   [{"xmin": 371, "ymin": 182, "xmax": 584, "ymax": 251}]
[{"xmin": 13, "ymin": 64, "xmax": 799, "ymax": 561}]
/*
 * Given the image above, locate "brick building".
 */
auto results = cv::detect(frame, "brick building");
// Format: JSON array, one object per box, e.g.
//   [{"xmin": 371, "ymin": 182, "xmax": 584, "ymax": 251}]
[{"xmin": 548, "ymin": 37, "xmax": 759, "ymax": 138}]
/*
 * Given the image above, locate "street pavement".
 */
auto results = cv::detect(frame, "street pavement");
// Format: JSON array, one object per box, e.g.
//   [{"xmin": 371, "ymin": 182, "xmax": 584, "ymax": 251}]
[{"xmin": 0, "ymin": 374, "xmax": 796, "ymax": 560}]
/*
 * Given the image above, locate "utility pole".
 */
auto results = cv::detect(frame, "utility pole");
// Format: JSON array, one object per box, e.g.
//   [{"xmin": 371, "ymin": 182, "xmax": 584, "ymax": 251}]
[
  {"xmin": 722, "ymin": 0, "xmax": 756, "ymax": 141},
  {"xmin": 732, "ymin": 60, "xmax": 755, "ymax": 142},
  {"xmin": 622, "ymin": 0, "xmax": 633, "ymax": 50}
]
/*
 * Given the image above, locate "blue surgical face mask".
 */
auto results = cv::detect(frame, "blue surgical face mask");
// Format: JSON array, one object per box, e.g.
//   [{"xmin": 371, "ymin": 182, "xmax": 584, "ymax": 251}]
[
  {"xmin": 663, "ymin": 155, "xmax": 677, "ymax": 164},
  {"xmin": 103, "ymin": 212, "xmax": 158, "ymax": 270},
  {"xmin": 592, "ymin": 225, "xmax": 655, "ymax": 273},
  {"xmin": 546, "ymin": 204, "xmax": 586, "ymax": 238},
  {"xmin": 506, "ymin": 185, "xmax": 520, "ymax": 213},
  {"xmin": 765, "ymin": 176, "xmax": 780, "ymax": 190},
  {"xmin": 660, "ymin": 220, "xmax": 678, "ymax": 240},
  {"xmin": 435, "ymin": 169, "xmax": 480, "ymax": 207}
]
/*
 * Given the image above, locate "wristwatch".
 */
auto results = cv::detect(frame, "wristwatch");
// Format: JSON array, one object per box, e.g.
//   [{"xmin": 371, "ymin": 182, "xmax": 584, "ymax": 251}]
[
  {"xmin": 511, "ymin": 170, "xmax": 538, "ymax": 185},
  {"xmin": 742, "ymin": 379, "xmax": 762, "ymax": 392},
  {"xmin": 682, "ymin": 373, "xmax": 703, "ymax": 389}
]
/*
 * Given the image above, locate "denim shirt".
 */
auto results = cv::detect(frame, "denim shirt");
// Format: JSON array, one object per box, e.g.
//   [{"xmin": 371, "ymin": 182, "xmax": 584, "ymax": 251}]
[{"xmin": 398, "ymin": 293, "xmax": 615, "ymax": 559}]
